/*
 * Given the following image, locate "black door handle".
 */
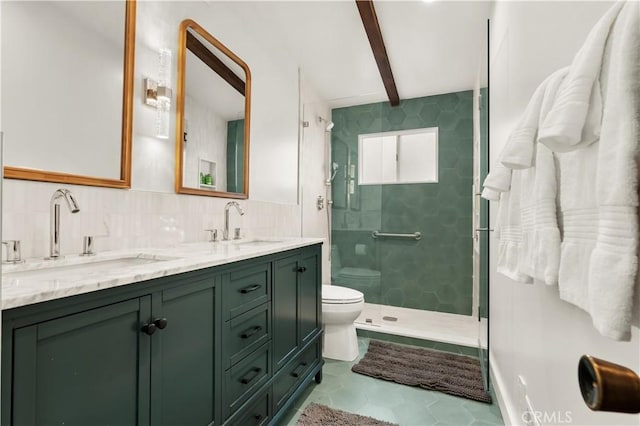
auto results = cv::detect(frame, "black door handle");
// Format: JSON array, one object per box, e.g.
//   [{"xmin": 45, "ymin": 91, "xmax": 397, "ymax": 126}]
[
  {"xmin": 240, "ymin": 325, "xmax": 263, "ymax": 339},
  {"xmin": 141, "ymin": 323, "xmax": 157, "ymax": 336},
  {"xmin": 153, "ymin": 318, "xmax": 168, "ymax": 330},
  {"xmin": 254, "ymin": 414, "xmax": 263, "ymax": 421},
  {"xmin": 240, "ymin": 284, "xmax": 261, "ymax": 294},
  {"xmin": 296, "ymin": 266, "xmax": 307, "ymax": 273},
  {"xmin": 240, "ymin": 367, "xmax": 262, "ymax": 385}
]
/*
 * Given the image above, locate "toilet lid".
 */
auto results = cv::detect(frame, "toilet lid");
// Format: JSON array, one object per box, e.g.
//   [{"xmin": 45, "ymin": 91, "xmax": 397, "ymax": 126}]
[
  {"xmin": 338, "ymin": 267, "xmax": 381, "ymax": 279},
  {"xmin": 322, "ymin": 285, "xmax": 364, "ymax": 304}
]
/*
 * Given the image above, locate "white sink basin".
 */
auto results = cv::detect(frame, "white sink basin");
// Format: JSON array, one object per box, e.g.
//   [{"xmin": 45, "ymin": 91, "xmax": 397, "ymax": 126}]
[
  {"xmin": 3, "ymin": 254, "xmax": 179, "ymax": 282},
  {"xmin": 232, "ymin": 239, "xmax": 284, "ymax": 247}
]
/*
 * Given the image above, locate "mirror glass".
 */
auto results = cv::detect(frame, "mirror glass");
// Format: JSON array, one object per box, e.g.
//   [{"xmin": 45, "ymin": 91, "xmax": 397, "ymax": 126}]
[
  {"xmin": 175, "ymin": 20, "xmax": 251, "ymax": 198},
  {"xmin": 1, "ymin": 0, "xmax": 134, "ymax": 188}
]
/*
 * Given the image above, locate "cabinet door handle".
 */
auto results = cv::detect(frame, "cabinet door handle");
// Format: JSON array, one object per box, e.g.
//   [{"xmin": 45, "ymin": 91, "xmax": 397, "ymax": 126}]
[
  {"xmin": 291, "ymin": 362, "xmax": 308, "ymax": 378},
  {"xmin": 240, "ymin": 284, "xmax": 261, "ymax": 294},
  {"xmin": 240, "ymin": 367, "xmax": 262, "ymax": 385},
  {"xmin": 240, "ymin": 325, "xmax": 263, "ymax": 339},
  {"xmin": 296, "ymin": 266, "xmax": 307, "ymax": 273},
  {"xmin": 141, "ymin": 323, "xmax": 157, "ymax": 336},
  {"xmin": 153, "ymin": 318, "xmax": 168, "ymax": 330}
]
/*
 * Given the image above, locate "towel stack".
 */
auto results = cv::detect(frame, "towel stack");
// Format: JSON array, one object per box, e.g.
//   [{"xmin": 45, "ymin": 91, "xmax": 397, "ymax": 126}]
[{"xmin": 483, "ymin": 1, "xmax": 639, "ymax": 341}]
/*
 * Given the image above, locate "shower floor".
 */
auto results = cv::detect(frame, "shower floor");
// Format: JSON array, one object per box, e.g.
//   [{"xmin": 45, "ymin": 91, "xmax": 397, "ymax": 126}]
[{"xmin": 355, "ymin": 303, "xmax": 480, "ymax": 348}]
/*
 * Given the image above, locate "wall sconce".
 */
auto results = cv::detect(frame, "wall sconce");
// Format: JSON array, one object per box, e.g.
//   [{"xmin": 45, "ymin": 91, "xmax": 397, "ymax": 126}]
[{"xmin": 144, "ymin": 48, "xmax": 172, "ymax": 139}]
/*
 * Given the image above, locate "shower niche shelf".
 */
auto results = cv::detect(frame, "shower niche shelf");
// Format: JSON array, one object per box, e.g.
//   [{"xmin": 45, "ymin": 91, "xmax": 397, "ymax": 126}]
[{"xmin": 198, "ymin": 158, "xmax": 217, "ymax": 190}]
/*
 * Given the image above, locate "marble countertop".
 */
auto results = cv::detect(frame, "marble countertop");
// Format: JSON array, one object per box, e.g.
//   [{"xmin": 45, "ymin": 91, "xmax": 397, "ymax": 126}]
[{"xmin": 1, "ymin": 238, "xmax": 323, "ymax": 310}]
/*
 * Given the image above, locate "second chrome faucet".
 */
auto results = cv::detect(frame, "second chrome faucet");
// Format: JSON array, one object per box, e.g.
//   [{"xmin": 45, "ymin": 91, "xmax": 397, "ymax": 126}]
[
  {"xmin": 47, "ymin": 188, "xmax": 80, "ymax": 260},
  {"xmin": 223, "ymin": 201, "xmax": 244, "ymax": 241}
]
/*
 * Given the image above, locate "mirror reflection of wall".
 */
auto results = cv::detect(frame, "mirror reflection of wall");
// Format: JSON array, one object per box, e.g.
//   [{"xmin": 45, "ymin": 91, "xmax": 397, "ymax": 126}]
[
  {"xmin": 1, "ymin": 0, "xmax": 131, "ymax": 184},
  {"xmin": 180, "ymin": 25, "xmax": 247, "ymax": 195}
]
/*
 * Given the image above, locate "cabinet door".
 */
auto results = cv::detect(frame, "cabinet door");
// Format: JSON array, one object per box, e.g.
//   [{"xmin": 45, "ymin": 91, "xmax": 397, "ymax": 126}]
[
  {"xmin": 153, "ymin": 276, "xmax": 216, "ymax": 426},
  {"xmin": 12, "ymin": 297, "xmax": 151, "ymax": 426},
  {"xmin": 299, "ymin": 248, "xmax": 321, "ymax": 346},
  {"xmin": 272, "ymin": 255, "xmax": 299, "ymax": 372}
]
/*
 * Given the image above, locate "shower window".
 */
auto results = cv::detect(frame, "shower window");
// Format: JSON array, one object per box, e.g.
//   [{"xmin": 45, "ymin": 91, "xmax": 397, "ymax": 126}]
[{"xmin": 358, "ymin": 127, "xmax": 438, "ymax": 185}]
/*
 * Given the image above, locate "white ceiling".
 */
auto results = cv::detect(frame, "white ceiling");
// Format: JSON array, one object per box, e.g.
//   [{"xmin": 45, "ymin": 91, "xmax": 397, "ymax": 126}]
[{"xmin": 220, "ymin": 1, "xmax": 492, "ymax": 107}]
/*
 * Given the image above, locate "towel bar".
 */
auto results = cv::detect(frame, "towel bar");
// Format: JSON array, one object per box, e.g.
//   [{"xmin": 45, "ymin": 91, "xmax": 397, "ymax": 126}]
[{"xmin": 371, "ymin": 231, "xmax": 421, "ymax": 241}]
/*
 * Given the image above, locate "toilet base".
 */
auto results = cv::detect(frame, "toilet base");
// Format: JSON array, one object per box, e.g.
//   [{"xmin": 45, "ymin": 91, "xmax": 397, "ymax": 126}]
[{"xmin": 322, "ymin": 323, "xmax": 359, "ymax": 361}]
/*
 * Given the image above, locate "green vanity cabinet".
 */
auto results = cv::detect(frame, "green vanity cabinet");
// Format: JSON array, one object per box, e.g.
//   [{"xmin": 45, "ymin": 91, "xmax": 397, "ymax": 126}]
[
  {"xmin": 1, "ymin": 243, "xmax": 323, "ymax": 426},
  {"xmin": 2, "ymin": 268, "xmax": 218, "ymax": 426},
  {"xmin": 153, "ymin": 277, "xmax": 218, "ymax": 426},
  {"xmin": 11, "ymin": 297, "xmax": 152, "ymax": 426},
  {"xmin": 271, "ymin": 246, "xmax": 323, "ymax": 423},
  {"xmin": 272, "ymin": 254, "xmax": 300, "ymax": 372}
]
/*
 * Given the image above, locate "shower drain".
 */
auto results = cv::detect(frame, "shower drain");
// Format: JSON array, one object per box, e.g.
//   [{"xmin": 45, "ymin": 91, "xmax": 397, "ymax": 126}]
[{"xmin": 382, "ymin": 316, "xmax": 398, "ymax": 322}]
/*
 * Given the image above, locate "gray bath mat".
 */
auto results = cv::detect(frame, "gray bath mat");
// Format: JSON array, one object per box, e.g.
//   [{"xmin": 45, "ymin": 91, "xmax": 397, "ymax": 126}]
[
  {"xmin": 352, "ymin": 340, "xmax": 492, "ymax": 403},
  {"xmin": 297, "ymin": 403, "xmax": 398, "ymax": 426}
]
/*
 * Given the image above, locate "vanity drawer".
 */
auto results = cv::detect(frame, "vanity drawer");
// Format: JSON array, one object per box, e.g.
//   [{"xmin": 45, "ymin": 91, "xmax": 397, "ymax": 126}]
[
  {"xmin": 224, "ymin": 303, "xmax": 270, "ymax": 369},
  {"xmin": 224, "ymin": 262, "xmax": 271, "ymax": 320},
  {"xmin": 225, "ymin": 387, "xmax": 270, "ymax": 426},
  {"xmin": 225, "ymin": 342, "xmax": 271, "ymax": 418},
  {"xmin": 273, "ymin": 339, "xmax": 320, "ymax": 413}
]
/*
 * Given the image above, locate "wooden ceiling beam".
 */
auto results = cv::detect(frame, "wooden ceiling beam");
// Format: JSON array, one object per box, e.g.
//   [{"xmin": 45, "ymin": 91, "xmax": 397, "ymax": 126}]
[
  {"xmin": 355, "ymin": 0, "xmax": 400, "ymax": 106},
  {"xmin": 186, "ymin": 31, "xmax": 245, "ymax": 96}
]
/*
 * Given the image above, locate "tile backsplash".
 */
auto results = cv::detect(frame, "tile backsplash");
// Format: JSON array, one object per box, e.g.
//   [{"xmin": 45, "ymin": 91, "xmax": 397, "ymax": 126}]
[{"xmin": 2, "ymin": 179, "xmax": 302, "ymax": 260}]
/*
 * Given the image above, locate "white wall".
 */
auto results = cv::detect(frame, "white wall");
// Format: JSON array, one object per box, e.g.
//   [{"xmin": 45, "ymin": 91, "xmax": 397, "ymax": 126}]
[
  {"xmin": 300, "ymin": 73, "xmax": 331, "ymax": 283},
  {"xmin": 489, "ymin": 2, "xmax": 639, "ymax": 426}
]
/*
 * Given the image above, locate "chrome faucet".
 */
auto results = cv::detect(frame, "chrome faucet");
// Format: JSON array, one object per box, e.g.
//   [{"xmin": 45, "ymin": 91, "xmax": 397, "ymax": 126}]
[
  {"xmin": 47, "ymin": 188, "xmax": 80, "ymax": 259},
  {"xmin": 223, "ymin": 201, "xmax": 244, "ymax": 241}
]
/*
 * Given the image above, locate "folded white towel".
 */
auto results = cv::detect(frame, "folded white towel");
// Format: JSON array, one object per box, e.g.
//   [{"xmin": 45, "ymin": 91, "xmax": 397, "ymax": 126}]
[
  {"xmin": 555, "ymin": 144, "xmax": 600, "ymax": 312},
  {"xmin": 481, "ymin": 187, "xmax": 500, "ymax": 201},
  {"xmin": 538, "ymin": 2, "xmax": 623, "ymax": 152},
  {"xmin": 495, "ymin": 174, "xmax": 533, "ymax": 284},
  {"xmin": 587, "ymin": 1, "xmax": 640, "ymax": 341},
  {"xmin": 499, "ymin": 72, "xmax": 555, "ymax": 169},
  {"xmin": 482, "ymin": 163, "xmax": 512, "ymax": 193},
  {"xmin": 516, "ymin": 69, "xmax": 567, "ymax": 285}
]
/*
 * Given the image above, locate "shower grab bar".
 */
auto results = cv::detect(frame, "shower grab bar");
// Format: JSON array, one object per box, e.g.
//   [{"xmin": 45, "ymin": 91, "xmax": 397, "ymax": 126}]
[{"xmin": 371, "ymin": 231, "xmax": 422, "ymax": 241}]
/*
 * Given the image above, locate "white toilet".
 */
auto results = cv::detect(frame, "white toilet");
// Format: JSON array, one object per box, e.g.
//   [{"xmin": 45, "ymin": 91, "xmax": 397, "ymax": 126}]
[{"xmin": 321, "ymin": 284, "xmax": 365, "ymax": 362}]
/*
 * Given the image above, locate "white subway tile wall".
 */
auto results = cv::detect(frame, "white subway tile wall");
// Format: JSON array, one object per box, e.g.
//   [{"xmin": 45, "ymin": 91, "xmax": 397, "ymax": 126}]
[{"xmin": 2, "ymin": 179, "xmax": 302, "ymax": 260}]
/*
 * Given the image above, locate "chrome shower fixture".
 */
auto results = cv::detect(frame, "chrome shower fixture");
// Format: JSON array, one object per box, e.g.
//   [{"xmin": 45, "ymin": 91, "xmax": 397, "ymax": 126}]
[
  {"xmin": 329, "ymin": 162, "xmax": 339, "ymax": 182},
  {"xmin": 318, "ymin": 116, "xmax": 334, "ymax": 132}
]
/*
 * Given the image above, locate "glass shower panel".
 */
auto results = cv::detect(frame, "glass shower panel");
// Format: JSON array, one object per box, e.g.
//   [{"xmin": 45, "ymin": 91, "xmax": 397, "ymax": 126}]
[
  {"xmin": 477, "ymin": 20, "xmax": 490, "ymax": 392},
  {"xmin": 331, "ymin": 103, "xmax": 384, "ymax": 326}
]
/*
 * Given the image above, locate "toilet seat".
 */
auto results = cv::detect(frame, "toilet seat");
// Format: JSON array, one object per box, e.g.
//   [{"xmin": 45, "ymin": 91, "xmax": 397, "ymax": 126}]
[
  {"xmin": 322, "ymin": 285, "xmax": 364, "ymax": 304},
  {"xmin": 337, "ymin": 267, "xmax": 381, "ymax": 280}
]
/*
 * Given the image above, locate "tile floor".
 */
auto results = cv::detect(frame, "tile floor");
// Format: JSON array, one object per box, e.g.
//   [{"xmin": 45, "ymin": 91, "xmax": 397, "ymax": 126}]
[{"xmin": 278, "ymin": 338, "xmax": 504, "ymax": 426}]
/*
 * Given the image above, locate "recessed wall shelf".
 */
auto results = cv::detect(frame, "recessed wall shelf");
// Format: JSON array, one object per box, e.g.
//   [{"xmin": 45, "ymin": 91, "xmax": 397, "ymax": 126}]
[{"xmin": 198, "ymin": 158, "xmax": 217, "ymax": 190}]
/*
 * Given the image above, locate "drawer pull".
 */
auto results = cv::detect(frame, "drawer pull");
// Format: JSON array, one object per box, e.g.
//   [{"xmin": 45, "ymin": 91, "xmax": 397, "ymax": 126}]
[
  {"xmin": 291, "ymin": 362, "xmax": 308, "ymax": 378},
  {"xmin": 240, "ymin": 284, "xmax": 262, "ymax": 294},
  {"xmin": 141, "ymin": 323, "xmax": 157, "ymax": 336},
  {"xmin": 296, "ymin": 266, "xmax": 307, "ymax": 273},
  {"xmin": 240, "ymin": 367, "xmax": 262, "ymax": 385},
  {"xmin": 240, "ymin": 325, "xmax": 263, "ymax": 339},
  {"xmin": 153, "ymin": 318, "xmax": 168, "ymax": 330}
]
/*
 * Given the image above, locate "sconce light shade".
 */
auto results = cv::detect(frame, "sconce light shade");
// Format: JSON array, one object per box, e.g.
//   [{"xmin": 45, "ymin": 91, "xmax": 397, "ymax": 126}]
[{"xmin": 143, "ymin": 49, "xmax": 172, "ymax": 139}]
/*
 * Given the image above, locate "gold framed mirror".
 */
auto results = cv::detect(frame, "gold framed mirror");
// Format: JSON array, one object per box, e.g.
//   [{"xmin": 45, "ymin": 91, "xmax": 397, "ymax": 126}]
[
  {"xmin": 175, "ymin": 19, "xmax": 251, "ymax": 199},
  {"xmin": 2, "ymin": 0, "xmax": 136, "ymax": 189}
]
